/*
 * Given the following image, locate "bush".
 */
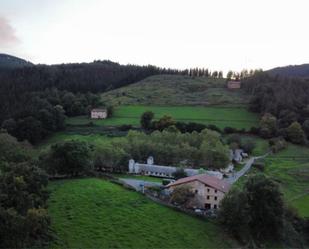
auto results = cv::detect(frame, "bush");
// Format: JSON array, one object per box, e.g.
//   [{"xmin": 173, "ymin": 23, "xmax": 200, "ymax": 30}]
[
  {"xmin": 224, "ymin": 127, "xmax": 236, "ymax": 134},
  {"xmin": 119, "ymin": 124, "xmax": 132, "ymax": 131},
  {"xmin": 227, "ymin": 134, "xmax": 241, "ymax": 145},
  {"xmin": 206, "ymin": 124, "xmax": 221, "ymax": 133},
  {"xmin": 269, "ymin": 137, "xmax": 288, "ymax": 153},
  {"xmin": 241, "ymin": 139, "xmax": 256, "ymax": 153},
  {"xmin": 252, "ymin": 161, "xmax": 265, "ymax": 171}
]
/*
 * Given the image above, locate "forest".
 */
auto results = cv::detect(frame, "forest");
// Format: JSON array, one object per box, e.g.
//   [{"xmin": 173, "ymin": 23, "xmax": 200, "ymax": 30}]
[
  {"xmin": 243, "ymin": 72, "xmax": 309, "ymax": 141},
  {"xmin": 0, "ymin": 61, "xmax": 185, "ymax": 143}
]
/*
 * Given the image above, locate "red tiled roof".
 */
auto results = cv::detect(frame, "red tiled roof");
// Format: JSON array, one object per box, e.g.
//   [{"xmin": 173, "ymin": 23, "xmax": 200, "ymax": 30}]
[{"xmin": 167, "ymin": 174, "xmax": 231, "ymax": 193}]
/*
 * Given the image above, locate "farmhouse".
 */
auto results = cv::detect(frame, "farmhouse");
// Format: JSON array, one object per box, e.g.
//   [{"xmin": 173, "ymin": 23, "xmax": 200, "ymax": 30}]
[
  {"xmin": 91, "ymin": 108, "xmax": 107, "ymax": 119},
  {"xmin": 167, "ymin": 174, "xmax": 231, "ymax": 210},
  {"xmin": 128, "ymin": 157, "xmax": 223, "ymax": 179},
  {"xmin": 227, "ymin": 80, "xmax": 241, "ymax": 89}
]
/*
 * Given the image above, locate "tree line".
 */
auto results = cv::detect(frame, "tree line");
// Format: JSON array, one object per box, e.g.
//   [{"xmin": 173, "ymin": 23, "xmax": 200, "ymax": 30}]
[
  {"xmin": 0, "ymin": 132, "xmax": 50, "ymax": 248},
  {"xmin": 1, "ymin": 88, "xmax": 103, "ymax": 144}
]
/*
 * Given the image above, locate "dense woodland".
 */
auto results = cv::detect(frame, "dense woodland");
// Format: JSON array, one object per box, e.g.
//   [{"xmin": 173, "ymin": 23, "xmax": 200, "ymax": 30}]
[
  {"xmin": 243, "ymin": 72, "xmax": 309, "ymax": 142},
  {"xmin": 0, "ymin": 61, "xmax": 185, "ymax": 143}
]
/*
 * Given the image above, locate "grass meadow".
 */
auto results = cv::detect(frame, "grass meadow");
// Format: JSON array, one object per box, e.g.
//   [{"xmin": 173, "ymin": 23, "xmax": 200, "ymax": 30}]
[
  {"xmin": 67, "ymin": 105, "xmax": 259, "ymax": 130},
  {"xmin": 236, "ymin": 142, "xmax": 309, "ymax": 218},
  {"xmin": 101, "ymin": 74, "xmax": 251, "ymax": 106},
  {"xmin": 47, "ymin": 178, "xmax": 236, "ymax": 249}
]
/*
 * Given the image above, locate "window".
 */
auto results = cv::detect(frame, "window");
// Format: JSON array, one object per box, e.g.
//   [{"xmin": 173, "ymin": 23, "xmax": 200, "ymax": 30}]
[
  {"xmin": 215, "ymin": 190, "xmax": 217, "ymax": 193},
  {"xmin": 195, "ymin": 189, "xmax": 198, "ymax": 194},
  {"xmin": 205, "ymin": 203, "xmax": 211, "ymax": 209},
  {"xmin": 207, "ymin": 195, "xmax": 210, "ymax": 200},
  {"xmin": 207, "ymin": 188, "xmax": 210, "ymax": 193},
  {"xmin": 214, "ymin": 204, "xmax": 217, "ymax": 209},
  {"xmin": 214, "ymin": 196, "xmax": 217, "ymax": 201}
]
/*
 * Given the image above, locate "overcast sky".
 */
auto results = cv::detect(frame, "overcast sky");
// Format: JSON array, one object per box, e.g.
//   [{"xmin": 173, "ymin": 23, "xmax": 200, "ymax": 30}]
[{"xmin": 1, "ymin": 0, "xmax": 309, "ymax": 72}]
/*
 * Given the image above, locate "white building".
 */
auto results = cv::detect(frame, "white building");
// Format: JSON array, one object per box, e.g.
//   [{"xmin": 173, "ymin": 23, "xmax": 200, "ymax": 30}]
[
  {"xmin": 91, "ymin": 108, "xmax": 107, "ymax": 119},
  {"xmin": 128, "ymin": 157, "xmax": 223, "ymax": 179}
]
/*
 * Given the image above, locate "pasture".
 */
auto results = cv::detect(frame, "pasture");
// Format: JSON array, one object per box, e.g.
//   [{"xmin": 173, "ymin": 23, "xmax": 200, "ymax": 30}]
[
  {"xmin": 101, "ymin": 74, "xmax": 251, "ymax": 106},
  {"xmin": 47, "ymin": 178, "xmax": 236, "ymax": 249},
  {"xmin": 67, "ymin": 105, "xmax": 259, "ymax": 129},
  {"xmin": 237, "ymin": 142, "xmax": 309, "ymax": 218}
]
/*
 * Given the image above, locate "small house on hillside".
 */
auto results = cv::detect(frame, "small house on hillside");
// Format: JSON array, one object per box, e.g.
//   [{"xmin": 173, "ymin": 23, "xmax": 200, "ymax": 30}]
[
  {"xmin": 227, "ymin": 80, "xmax": 241, "ymax": 89},
  {"xmin": 91, "ymin": 108, "xmax": 107, "ymax": 119},
  {"xmin": 166, "ymin": 174, "xmax": 231, "ymax": 210}
]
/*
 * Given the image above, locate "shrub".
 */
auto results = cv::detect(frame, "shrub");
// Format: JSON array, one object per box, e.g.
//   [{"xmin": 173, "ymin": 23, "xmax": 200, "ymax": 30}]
[
  {"xmin": 269, "ymin": 137, "xmax": 288, "ymax": 153},
  {"xmin": 224, "ymin": 127, "xmax": 236, "ymax": 134},
  {"xmin": 241, "ymin": 139, "xmax": 256, "ymax": 153}
]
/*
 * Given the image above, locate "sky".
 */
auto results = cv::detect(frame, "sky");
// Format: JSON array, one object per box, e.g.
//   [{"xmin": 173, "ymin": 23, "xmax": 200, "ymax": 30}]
[{"xmin": 0, "ymin": 0, "xmax": 309, "ymax": 72}]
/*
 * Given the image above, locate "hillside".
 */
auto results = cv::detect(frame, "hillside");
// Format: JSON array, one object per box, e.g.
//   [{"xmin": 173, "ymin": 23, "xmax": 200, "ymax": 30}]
[
  {"xmin": 48, "ymin": 178, "xmax": 237, "ymax": 248},
  {"xmin": 101, "ymin": 75, "xmax": 251, "ymax": 106},
  {"xmin": 0, "ymin": 53, "xmax": 33, "ymax": 69},
  {"xmin": 268, "ymin": 64, "xmax": 309, "ymax": 78}
]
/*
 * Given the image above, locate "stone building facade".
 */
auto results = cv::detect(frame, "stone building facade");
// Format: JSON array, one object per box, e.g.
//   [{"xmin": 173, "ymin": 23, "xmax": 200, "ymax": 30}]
[{"xmin": 167, "ymin": 174, "xmax": 230, "ymax": 209}]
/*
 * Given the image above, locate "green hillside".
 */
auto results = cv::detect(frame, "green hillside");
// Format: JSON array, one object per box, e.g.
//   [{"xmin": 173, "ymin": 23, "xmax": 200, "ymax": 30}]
[
  {"xmin": 101, "ymin": 75, "xmax": 251, "ymax": 106},
  {"xmin": 236, "ymin": 141, "xmax": 309, "ymax": 218},
  {"xmin": 48, "ymin": 178, "xmax": 236, "ymax": 249}
]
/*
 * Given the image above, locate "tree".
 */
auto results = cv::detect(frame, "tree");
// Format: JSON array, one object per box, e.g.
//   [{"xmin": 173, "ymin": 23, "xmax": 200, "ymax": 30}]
[
  {"xmin": 172, "ymin": 168, "xmax": 187, "ymax": 180},
  {"xmin": 286, "ymin": 121, "xmax": 306, "ymax": 144},
  {"xmin": 199, "ymin": 130, "xmax": 230, "ymax": 169},
  {"xmin": 218, "ymin": 188, "xmax": 249, "ymax": 241},
  {"xmin": 0, "ymin": 132, "xmax": 31, "ymax": 163},
  {"xmin": 226, "ymin": 71, "xmax": 233, "ymax": 80},
  {"xmin": 219, "ymin": 174, "xmax": 285, "ymax": 243},
  {"xmin": 241, "ymin": 139, "xmax": 256, "ymax": 153},
  {"xmin": 170, "ymin": 185, "xmax": 194, "ymax": 206},
  {"xmin": 94, "ymin": 143, "xmax": 128, "ymax": 173},
  {"xmin": 0, "ymin": 161, "xmax": 50, "ymax": 248},
  {"xmin": 244, "ymin": 174, "xmax": 284, "ymax": 241},
  {"xmin": 140, "ymin": 111, "xmax": 154, "ymax": 130},
  {"xmin": 259, "ymin": 113, "xmax": 277, "ymax": 138},
  {"xmin": 302, "ymin": 119, "xmax": 309, "ymax": 138},
  {"xmin": 41, "ymin": 140, "xmax": 93, "ymax": 177},
  {"xmin": 226, "ymin": 134, "xmax": 241, "ymax": 146},
  {"xmin": 1, "ymin": 118, "xmax": 17, "ymax": 134},
  {"xmin": 153, "ymin": 115, "xmax": 176, "ymax": 131},
  {"xmin": 16, "ymin": 116, "xmax": 43, "ymax": 144}
]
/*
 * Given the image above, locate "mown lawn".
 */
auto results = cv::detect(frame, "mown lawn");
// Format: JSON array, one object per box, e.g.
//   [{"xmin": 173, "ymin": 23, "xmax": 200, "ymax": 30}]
[
  {"xmin": 47, "ymin": 178, "xmax": 236, "ymax": 249},
  {"xmin": 67, "ymin": 105, "xmax": 259, "ymax": 130}
]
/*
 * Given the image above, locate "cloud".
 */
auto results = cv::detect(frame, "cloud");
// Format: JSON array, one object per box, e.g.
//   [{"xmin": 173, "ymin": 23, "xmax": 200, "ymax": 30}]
[{"xmin": 0, "ymin": 16, "xmax": 19, "ymax": 47}]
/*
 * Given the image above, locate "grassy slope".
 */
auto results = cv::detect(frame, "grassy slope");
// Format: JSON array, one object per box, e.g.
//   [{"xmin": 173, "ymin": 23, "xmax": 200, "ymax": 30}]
[
  {"xmin": 67, "ymin": 105, "xmax": 259, "ymax": 129},
  {"xmin": 236, "ymin": 142, "xmax": 309, "ymax": 218},
  {"xmin": 48, "ymin": 178, "xmax": 236, "ymax": 249},
  {"xmin": 264, "ymin": 144, "xmax": 309, "ymax": 217},
  {"xmin": 101, "ymin": 74, "xmax": 250, "ymax": 106}
]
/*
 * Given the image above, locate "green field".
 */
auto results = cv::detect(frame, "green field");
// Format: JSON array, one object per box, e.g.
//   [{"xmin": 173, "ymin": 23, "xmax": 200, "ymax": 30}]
[
  {"xmin": 101, "ymin": 75, "xmax": 250, "ymax": 106},
  {"xmin": 48, "ymin": 178, "xmax": 236, "ymax": 249},
  {"xmin": 36, "ymin": 132, "xmax": 123, "ymax": 152},
  {"xmin": 67, "ymin": 105, "xmax": 259, "ymax": 129},
  {"xmin": 237, "ymin": 143, "xmax": 309, "ymax": 218},
  {"xmin": 264, "ymin": 144, "xmax": 309, "ymax": 217}
]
